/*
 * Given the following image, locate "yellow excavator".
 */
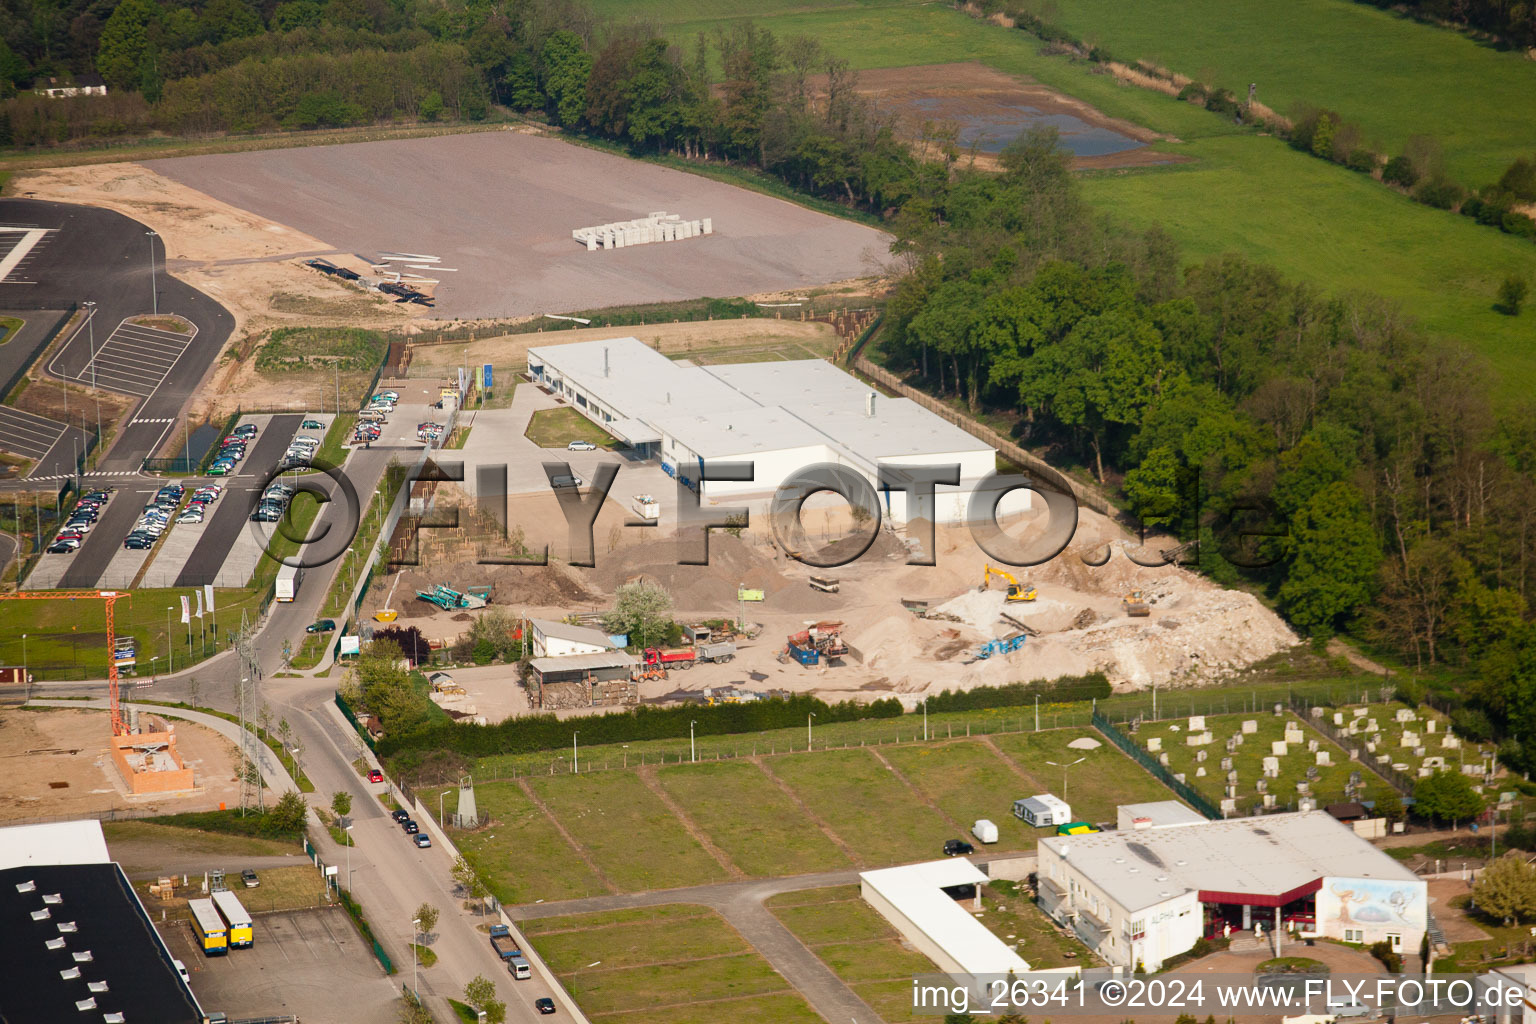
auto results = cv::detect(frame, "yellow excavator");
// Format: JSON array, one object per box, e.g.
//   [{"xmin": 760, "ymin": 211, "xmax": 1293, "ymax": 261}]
[{"xmin": 982, "ymin": 564, "xmax": 1037, "ymax": 602}]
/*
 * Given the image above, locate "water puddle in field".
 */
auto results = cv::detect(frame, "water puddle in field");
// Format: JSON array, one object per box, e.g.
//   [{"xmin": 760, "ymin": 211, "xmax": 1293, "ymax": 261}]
[{"xmin": 908, "ymin": 95, "xmax": 1146, "ymax": 157}]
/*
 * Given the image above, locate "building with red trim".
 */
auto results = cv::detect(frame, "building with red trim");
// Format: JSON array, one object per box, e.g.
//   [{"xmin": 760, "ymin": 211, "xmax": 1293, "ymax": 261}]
[{"xmin": 1037, "ymin": 810, "xmax": 1425, "ymax": 971}]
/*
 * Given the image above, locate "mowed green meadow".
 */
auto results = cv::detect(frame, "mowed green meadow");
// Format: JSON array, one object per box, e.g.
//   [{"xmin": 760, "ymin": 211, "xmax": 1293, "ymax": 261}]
[
  {"xmin": 593, "ymin": 0, "xmax": 1536, "ymax": 396},
  {"xmin": 448, "ymin": 732, "xmax": 1188, "ymax": 904},
  {"xmin": 1042, "ymin": 0, "xmax": 1536, "ymax": 186}
]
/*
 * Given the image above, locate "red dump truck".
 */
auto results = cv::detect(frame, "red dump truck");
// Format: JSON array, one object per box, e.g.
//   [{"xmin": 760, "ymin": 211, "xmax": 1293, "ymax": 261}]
[{"xmin": 643, "ymin": 647, "xmax": 695, "ymax": 671}]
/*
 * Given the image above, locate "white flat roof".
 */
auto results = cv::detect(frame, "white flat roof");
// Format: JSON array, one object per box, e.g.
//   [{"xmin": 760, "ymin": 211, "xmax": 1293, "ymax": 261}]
[
  {"xmin": 528, "ymin": 338, "xmax": 993, "ymax": 470},
  {"xmin": 0, "ymin": 821, "xmax": 110, "ymax": 871},
  {"xmin": 1118, "ymin": 801, "xmax": 1208, "ymax": 828},
  {"xmin": 1040, "ymin": 811, "xmax": 1420, "ymax": 914},
  {"xmin": 861, "ymin": 859, "xmax": 1032, "ymax": 975}
]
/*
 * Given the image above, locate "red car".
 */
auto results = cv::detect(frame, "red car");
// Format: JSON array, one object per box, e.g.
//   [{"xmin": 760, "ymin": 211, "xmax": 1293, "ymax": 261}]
[{"xmin": 367, "ymin": 769, "xmax": 384, "ymax": 783}]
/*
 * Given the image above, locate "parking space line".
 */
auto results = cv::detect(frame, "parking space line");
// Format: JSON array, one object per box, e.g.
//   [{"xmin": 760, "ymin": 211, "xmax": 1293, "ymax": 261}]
[{"xmin": 51, "ymin": 316, "xmax": 197, "ymax": 399}]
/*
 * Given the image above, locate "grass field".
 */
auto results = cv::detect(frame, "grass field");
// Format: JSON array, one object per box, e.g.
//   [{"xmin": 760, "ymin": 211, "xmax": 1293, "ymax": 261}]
[
  {"xmin": 443, "ymin": 782, "xmax": 612, "ymax": 903},
  {"xmin": 651, "ymin": 761, "xmax": 853, "ymax": 876},
  {"xmin": 102, "ymin": 819, "xmax": 297, "ymax": 860},
  {"xmin": 525, "ymin": 407, "xmax": 622, "ymax": 450},
  {"xmin": 1039, "ymin": 0, "xmax": 1536, "ymax": 186},
  {"xmin": 525, "ymin": 904, "xmax": 823, "ymax": 1024},
  {"xmin": 991, "ymin": 729, "xmax": 1180, "ymax": 825},
  {"xmin": 135, "ymin": 864, "xmax": 329, "ymax": 915},
  {"xmin": 765, "ymin": 748, "xmax": 955, "ymax": 864},
  {"xmin": 882, "ymin": 741, "xmax": 1039, "ymax": 849},
  {"xmin": 585, "ymin": 0, "xmax": 1536, "ymax": 397},
  {"xmin": 525, "ymin": 771, "xmax": 730, "ymax": 891},
  {"xmin": 976, "ymin": 879, "xmax": 1095, "ymax": 970},
  {"xmin": 0, "ymin": 315, "xmax": 22, "ymax": 345},
  {"xmin": 766, "ymin": 884, "xmax": 940, "ymax": 1024},
  {"xmin": 0, "ymin": 585, "xmax": 268, "ymax": 679}
]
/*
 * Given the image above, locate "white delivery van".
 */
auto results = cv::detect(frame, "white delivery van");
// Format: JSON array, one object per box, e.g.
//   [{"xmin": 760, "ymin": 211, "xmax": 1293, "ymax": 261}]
[
  {"xmin": 508, "ymin": 956, "xmax": 532, "ymax": 980},
  {"xmin": 972, "ymin": 819, "xmax": 999, "ymax": 844}
]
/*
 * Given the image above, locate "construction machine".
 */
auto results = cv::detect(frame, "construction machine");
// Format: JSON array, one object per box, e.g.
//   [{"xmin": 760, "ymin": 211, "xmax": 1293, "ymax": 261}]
[
  {"xmin": 1122, "ymin": 590, "xmax": 1151, "ymax": 617},
  {"xmin": 981, "ymin": 564, "xmax": 1037, "ymax": 602}
]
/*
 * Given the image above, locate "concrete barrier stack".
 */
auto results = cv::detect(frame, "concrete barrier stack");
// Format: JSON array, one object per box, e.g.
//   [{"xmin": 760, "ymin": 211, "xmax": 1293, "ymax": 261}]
[{"xmin": 572, "ymin": 212, "xmax": 715, "ymax": 250}]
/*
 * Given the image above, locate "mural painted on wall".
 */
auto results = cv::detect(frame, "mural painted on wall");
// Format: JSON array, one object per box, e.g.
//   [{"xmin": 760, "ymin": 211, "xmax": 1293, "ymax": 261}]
[{"xmin": 1317, "ymin": 876, "xmax": 1426, "ymax": 942}]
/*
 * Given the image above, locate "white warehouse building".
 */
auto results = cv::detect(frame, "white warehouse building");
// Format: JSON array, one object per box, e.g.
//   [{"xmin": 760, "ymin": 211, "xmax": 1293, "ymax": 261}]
[
  {"xmin": 525, "ymin": 338, "xmax": 1007, "ymax": 524},
  {"xmin": 1037, "ymin": 810, "xmax": 1426, "ymax": 972}
]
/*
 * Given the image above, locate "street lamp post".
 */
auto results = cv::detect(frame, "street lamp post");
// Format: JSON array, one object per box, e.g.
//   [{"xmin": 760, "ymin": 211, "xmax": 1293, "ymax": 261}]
[
  {"xmin": 623, "ymin": 744, "xmax": 629, "ymax": 769},
  {"xmin": 1046, "ymin": 757, "xmax": 1087, "ymax": 801},
  {"xmin": 166, "ymin": 606, "xmax": 174, "ymax": 673},
  {"xmin": 807, "ymin": 712, "xmax": 816, "ymax": 750},
  {"xmin": 690, "ymin": 721, "xmax": 697, "ymax": 764},
  {"xmin": 922, "ymin": 698, "xmax": 929, "ymax": 742},
  {"xmin": 345, "ymin": 824, "xmax": 353, "ymax": 890},
  {"xmin": 411, "ymin": 916, "xmax": 421, "ymax": 997},
  {"xmin": 572, "ymin": 731, "xmax": 578, "ymax": 774},
  {"xmin": 439, "ymin": 789, "xmax": 447, "ymax": 828},
  {"xmin": 146, "ymin": 231, "xmax": 159, "ymax": 315},
  {"xmin": 21, "ymin": 634, "xmax": 27, "ymax": 694},
  {"xmin": 83, "ymin": 301, "xmax": 100, "ymax": 442}
]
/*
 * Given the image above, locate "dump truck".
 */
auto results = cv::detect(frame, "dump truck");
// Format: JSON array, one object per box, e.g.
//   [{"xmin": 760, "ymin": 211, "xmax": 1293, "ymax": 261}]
[
  {"xmin": 809, "ymin": 575, "xmax": 840, "ymax": 594},
  {"xmin": 1122, "ymin": 590, "xmax": 1150, "ymax": 617},
  {"xmin": 489, "ymin": 924, "xmax": 522, "ymax": 961},
  {"xmin": 643, "ymin": 647, "xmax": 695, "ymax": 671},
  {"xmin": 696, "ymin": 640, "xmax": 736, "ymax": 664}
]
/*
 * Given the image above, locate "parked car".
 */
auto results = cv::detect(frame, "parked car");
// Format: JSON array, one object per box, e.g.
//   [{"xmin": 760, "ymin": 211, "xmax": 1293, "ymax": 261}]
[
  {"xmin": 367, "ymin": 769, "xmax": 384, "ymax": 783},
  {"xmin": 535, "ymin": 998, "xmax": 556, "ymax": 1015},
  {"xmin": 550, "ymin": 474, "xmax": 583, "ymax": 489},
  {"xmin": 208, "ymin": 461, "xmax": 233, "ymax": 476},
  {"xmin": 302, "ymin": 419, "xmax": 324, "ymax": 430},
  {"xmin": 402, "ymin": 820, "xmax": 419, "ymax": 835},
  {"xmin": 306, "ymin": 619, "xmax": 335, "ymax": 634},
  {"xmin": 566, "ymin": 440, "xmax": 597, "ymax": 451},
  {"xmin": 241, "ymin": 868, "xmax": 259, "ymax": 888},
  {"xmin": 47, "ymin": 539, "xmax": 79, "ymax": 553},
  {"xmin": 233, "ymin": 424, "xmax": 258, "ymax": 438},
  {"xmin": 943, "ymin": 839, "xmax": 975, "ymax": 857},
  {"xmin": 391, "ymin": 809, "xmax": 410, "ymax": 823},
  {"xmin": 122, "ymin": 536, "xmax": 152, "ymax": 550},
  {"xmin": 414, "ymin": 834, "xmax": 431, "ymax": 848},
  {"xmin": 176, "ymin": 511, "xmax": 203, "ymax": 525}
]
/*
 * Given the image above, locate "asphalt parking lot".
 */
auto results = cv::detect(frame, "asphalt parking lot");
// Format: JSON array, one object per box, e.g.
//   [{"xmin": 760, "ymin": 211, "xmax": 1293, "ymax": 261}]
[
  {"xmin": 161, "ymin": 908, "xmax": 398, "ymax": 1023},
  {"xmin": 51, "ymin": 317, "xmax": 196, "ymax": 397},
  {"xmin": 0, "ymin": 224, "xmax": 54, "ymax": 284}
]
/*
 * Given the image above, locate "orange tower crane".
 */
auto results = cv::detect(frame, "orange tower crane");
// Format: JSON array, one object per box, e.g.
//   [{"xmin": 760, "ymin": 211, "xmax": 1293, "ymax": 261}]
[{"xmin": 0, "ymin": 590, "xmax": 127, "ymax": 734}]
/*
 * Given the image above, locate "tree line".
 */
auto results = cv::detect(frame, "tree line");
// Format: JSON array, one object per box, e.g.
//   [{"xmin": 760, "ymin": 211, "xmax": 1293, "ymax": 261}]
[{"xmin": 884, "ymin": 126, "xmax": 1536, "ymax": 771}]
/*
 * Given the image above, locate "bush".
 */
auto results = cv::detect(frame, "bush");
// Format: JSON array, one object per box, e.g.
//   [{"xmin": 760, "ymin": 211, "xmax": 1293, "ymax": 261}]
[
  {"xmin": 147, "ymin": 801, "xmax": 307, "ymax": 842},
  {"xmin": 1369, "ymin": 940, "xmax": 1402, "ymax": 973},
  {"xmin": 1413, "ymin": 176, "xmax": 1465, "ymax": 210},
  {"xmin": 1177, "ymin": 83, "xmax": 1207, "ymax": 104},
  {"xmin": 1206, "ymin": 87, "xmax": 1240, "ymax": 118},
  {"xmin": 1382, "ymin": 155, "xmax": 1419, "ymax": 188},
  {"xmin": 1451, "ymin": 706, "xmax": 1496, "ymax": 742},
  {"xmin": 925, "ymin": 673, "xmax": 1112, "ymax": 712},
  {"xmin": 1346, "ymin": 148, "xmax": 1379, "ymax": 174},
  {"xmin": 1496, "ymin": 275, "xmax": 1529, "ymax": 316},
  {"xmin": 1501, "ymin": 211, "xmax": 1536, "ymax": 239}
]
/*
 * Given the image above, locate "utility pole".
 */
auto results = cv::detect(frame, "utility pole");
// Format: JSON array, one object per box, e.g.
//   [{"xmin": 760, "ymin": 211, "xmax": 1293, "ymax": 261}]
[
  {"xmin": 84, "ymin": 301, "xmax": 100, "ymax": 442},
  {"xmin": 146, "ymin": 231, "xmax": 159, "ymax": 315},
  {"xmin": 232, "ymin": 611, "xmax": 262, "ymax": 815}
]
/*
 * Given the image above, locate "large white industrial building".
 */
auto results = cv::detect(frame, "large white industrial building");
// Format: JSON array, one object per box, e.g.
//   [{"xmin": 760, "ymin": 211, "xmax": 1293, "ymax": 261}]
[
  {"xmin": 525, "ymin": 338, "xmax": 1006, "ymax": 524},
  {"xmin": 1036, "ymin": 810, "xmax": 1426, "ymax": 972}
]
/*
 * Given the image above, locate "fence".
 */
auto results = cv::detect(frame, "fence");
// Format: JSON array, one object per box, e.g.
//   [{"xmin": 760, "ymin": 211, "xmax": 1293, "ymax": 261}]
[
  {"xmin": 1092, "ymin": 710, "xmax": 1223, "ymax": 819},
  {"xmin": 852, "ymin": 354, "xmax": 1111, "ymax": 515},
  {"xmin": 335, "ymin": 692, "xmax": 375, "ymax": 750}
]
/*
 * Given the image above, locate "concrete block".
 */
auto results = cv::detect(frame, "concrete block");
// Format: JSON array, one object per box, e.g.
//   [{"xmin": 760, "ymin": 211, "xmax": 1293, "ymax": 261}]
[
  {"xmin": 1271, "ymin": 741, "xmax": 1288, "ymax": 757},
  {"xmin": 1147, "ymin": 737, "xmax": 1162, "ymax": 752},
  {"xmin": 702, "ymin": 218, "xmax": 713, "ymax": 234},
  {"xmin": 1242, "ymin": 720, "xmax": 1258, "ymax": 734},
  {"xmin": 1189, "ymin": 716, "xmax": 1206, "ymax": 731}
]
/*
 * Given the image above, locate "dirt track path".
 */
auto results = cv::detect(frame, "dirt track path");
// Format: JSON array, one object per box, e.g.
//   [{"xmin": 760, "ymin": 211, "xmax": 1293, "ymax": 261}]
[
  {"xmin": 516, "ymin": 777, "xmax": 618, "ymax": 895},
  {"xmin": 636, "ymin": 765, "xmax": 745, "ymax": 879},
  {"xmin": 753, "ymin": 756, "xmax": 865, "ymax": 867},
  {"xmin": 866, "ymin": 746, "xmax": 970, "ymax": 833}
]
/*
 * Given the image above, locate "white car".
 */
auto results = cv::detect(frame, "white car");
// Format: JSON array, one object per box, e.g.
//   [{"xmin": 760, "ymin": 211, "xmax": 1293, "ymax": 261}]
[
  {"xmin": 176, "ymin": 511, "xmax": 203, "ymax": 524},
  {"xmin": 566, "ymin": 440, "xmax": 598, "ymax": 451}
]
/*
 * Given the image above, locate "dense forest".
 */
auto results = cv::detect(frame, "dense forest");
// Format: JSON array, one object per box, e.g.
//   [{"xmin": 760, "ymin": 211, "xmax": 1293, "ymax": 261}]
[{"xmin": 884, "ymin": 128, "xmax": 1536, "ymax": 769}]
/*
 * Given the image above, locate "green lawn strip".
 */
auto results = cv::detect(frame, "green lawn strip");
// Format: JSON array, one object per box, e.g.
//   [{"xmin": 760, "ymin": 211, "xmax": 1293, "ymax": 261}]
[
  {"xmin": 1038, "ymin": 0, "xmax": 1536, "ymax": 185},
  {"xmin": 587, "ymin": 992, "xmax": 825, "ymax": 1024},
  {"xmin": 978, "ymin": 879, "xmax": 1095, "ymax": 970},
  {"xmin": 1432, "ymin": 893, "xmax": 1531, "ymax": 972},
  {"xmin": 813, "ymin": 939, "xmax": 938, "ymax": 982},
  {"xmin": 652, "ymin": 761, "xmax": 852, "ymax": 876},
  {"xmin": 102, "ymin": 819, "xmax": 295, "ymax": 859},
  {"xmin": 991, "ymin": 728, "xmax": 1178, "ymax": 826},
  {"xmin": 524, "ymin": 407, "xmax": 622, "ymax": 450},
  {"xmin": 0, "ymin": 586, "xmax": 266, "ymax": 680},
  {"xmin": 438, "ymin": 781, "xmax": 610, "ymax": 904},
  {"xmin": 312, "ymin": 412, "xmax": 357, "ymax": 470},
  {"xmin": 447, "ymin": 998, "xmax": 477, "ymax": 1022},
  {"xmin": 315, "ymin": 463, "xmax": 409, "ymax": 621},
  {"xmin": 411, "ymin": 943, "xmax": 437, "ymax": 968},
  {"xmin": 883, "ymin": 740, "xmax": 1042, "ymax": 850},
  {"xmin": 1080, "ymin": 135, "xmax": 1536, "ymax": 399},
  {"xmin": 764, "ymin": 882, "xmax": 860, "ymax": 909},
  {"xmin": 0, "ymin": 315, "xmax": 23, "ymax": 344},
  {"xmin": 855, "ymin": 978, "xmax": 936, "ymax": 1024},
  {"xmin": 472, "ymin": 705, "xmax": 1097, "ymax": 779},
  {"xmin": 768, "ymin": 748, "xmax": 954, "ymax": 866},
  {"xmin": 525, "ymin": 772, "xmax": 729, "ymax": 892},
  {"xmin": 560, "ymin": 954, "xmax": 787, "ymax": 1016},
  {"xmin": 770, "ymin": 900, "xmax": 897, "ymax": 946},
  {"xmin": 530, "ymin": 915, "xmax": 746, "ymax": 973},
  {"xmin": 518, "ymin": 903, "xmax": 712, "ymax": 936},
  {"xmin": 1135, "ymin": 711, "xmax": 1394, "ymax": 815}
]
